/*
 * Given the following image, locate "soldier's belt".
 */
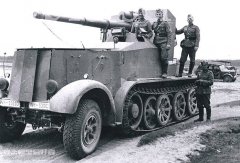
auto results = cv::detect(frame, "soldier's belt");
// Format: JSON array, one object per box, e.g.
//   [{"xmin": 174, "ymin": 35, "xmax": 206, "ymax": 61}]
[
  {"xmin": 155, "ymin": 34, "xmax": 167, "ymax": 37},
  {"xmin": 185, "ymin": 37, "xmax": 196, "ymax": 40}
]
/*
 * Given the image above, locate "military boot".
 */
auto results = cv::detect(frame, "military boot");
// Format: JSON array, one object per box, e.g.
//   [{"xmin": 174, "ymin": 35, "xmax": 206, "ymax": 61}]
[
  {"xmin": 188, "ymin": 62, "xmax": 195, "ymax": 77},
  {"xmin": 177, "ymin": 63, "xmax": 184, "ymax": 77},
  {"xmin": 206, "ymin": 119, "xmax": 211, "ymax": 122},
  {"xmin": 194, "ymin": 119, "xmax": 203, "ymax": 122},
  {"xmin": 206, "ymin": 107, "xmax": 211, "ymax": 121},
  {"xmin": 162, "ymin": 73, "xmax": 167, "ymax": 78},
  {"xmin": 161, "ymin": 61, "xmax": 168, "ymax": 78},
  {"xmin": 177, "ymin": 74, "xmax": 182, "ymax": 77},
  {"xmin": 194, "ymin": 107, "xmax": 204, "ymax": 122}
]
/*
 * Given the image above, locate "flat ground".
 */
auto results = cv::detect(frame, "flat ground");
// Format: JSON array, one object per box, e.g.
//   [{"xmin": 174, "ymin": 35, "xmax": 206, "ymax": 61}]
[{"xmin": 0, "ymin": 77, "xmax": 240, "ymax": 163}]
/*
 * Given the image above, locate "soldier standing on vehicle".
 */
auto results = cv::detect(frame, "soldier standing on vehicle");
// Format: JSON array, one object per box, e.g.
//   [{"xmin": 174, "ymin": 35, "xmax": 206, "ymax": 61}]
[
  {"xmin": 176, "ymin": 14, "xmax": 200, "ymax": 77},
  {"xmin": 152, "ymin": 9, "xmax": 172, "ymax": 78},
  {"xmin": 131, "ymin": 8, "xmax": 153, "ymax": 39},
  {"xmin": 194, "ymin": 61, "xmax": 214, "ymax": 122}
]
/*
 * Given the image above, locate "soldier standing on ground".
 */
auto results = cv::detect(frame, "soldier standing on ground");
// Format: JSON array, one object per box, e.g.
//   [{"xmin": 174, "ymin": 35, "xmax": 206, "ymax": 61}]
[
  {"xmin": 152, "ymin": 9, "xmax": 172, "ymax": 78},
  {"xmin": 194, "ymin": 61, "xmax": 214, "ymax": 122},
  {"xmin": 176, "ymin": 14, "xmax": 200, "ymax": 77},
  {"xmin": 131, "ymin": 8, "xmax": 153, "ymax": 39}
]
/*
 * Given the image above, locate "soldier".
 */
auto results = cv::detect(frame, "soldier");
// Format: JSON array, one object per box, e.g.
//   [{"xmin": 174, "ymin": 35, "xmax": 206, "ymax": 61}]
[
  {"xmin": 194, "ymin": 61, "xmax": 214, "ymax": 122},
  {"xmin": 131, "ymin": 8, "xmax": 153, "ymax": 39},
  {"xmin": 152, "ymin": 9, "xmax": 172, "ymax": 78},
  {"xmin": 176, "ymin": 14, "xmax": 200, "ymax": 77}
]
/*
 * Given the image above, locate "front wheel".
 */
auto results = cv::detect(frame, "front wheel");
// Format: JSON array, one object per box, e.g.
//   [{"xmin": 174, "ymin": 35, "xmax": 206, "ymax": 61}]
[
  {"xmin": 223, "ymin": 75, "xmax": 233, "ymax": 82},
  {"xmin": 0, "ymin": 108, "xmax": 26, "ymax": 143},
  {"xmin": 63, "ymin": 99, "xmax": 102, "ymax": 160}
]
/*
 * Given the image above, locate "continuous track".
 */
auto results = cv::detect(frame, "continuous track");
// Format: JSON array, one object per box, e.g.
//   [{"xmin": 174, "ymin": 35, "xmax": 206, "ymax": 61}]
[{"xmin": 121, "ymin": 81, "xmax": 198, "ymax": 134}]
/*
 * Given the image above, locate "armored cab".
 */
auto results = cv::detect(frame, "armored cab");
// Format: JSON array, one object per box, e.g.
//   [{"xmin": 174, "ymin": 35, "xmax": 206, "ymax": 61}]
[{"xmin": 0, "ymin": 9, "xmax": 198, "ymax": 160}]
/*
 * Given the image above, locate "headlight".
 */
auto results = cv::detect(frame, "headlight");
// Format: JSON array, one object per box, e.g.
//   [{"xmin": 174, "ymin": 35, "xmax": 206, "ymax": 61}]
[
  {"xmin": 46, "ymin": 80, "xmax": 58, "ymax": 94},
  {"xmin": 83, "ymin": 73, "xmax": 89, "ymax": 79},
  {"xmin": 0, "ymin": 78, "xmax": 9, "ymax": 91}
]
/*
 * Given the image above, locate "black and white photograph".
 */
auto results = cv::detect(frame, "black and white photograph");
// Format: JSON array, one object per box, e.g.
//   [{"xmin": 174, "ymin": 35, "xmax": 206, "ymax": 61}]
[{"xmin": 0, "ymin": 0, "xmax": 240, "ymax": 162}]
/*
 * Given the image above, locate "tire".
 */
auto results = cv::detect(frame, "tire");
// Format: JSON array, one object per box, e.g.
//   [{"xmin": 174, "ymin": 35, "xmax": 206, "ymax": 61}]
[
  {"xmin": 223, "ymin": 75, "xmax": 233, "ymax": 82},
  {"xmin": 63, "ymin": 99, "xmax": 102, "ymax": 160},
  {"xmin": 0, "ymin": 108, "xmax": 26, "ymax": 143}
]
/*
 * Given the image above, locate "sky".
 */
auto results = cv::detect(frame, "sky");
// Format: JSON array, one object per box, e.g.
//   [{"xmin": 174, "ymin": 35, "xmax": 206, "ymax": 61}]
[{"xmin": 0, "ymin": 0, "xmax": 239, "ymax": 60}]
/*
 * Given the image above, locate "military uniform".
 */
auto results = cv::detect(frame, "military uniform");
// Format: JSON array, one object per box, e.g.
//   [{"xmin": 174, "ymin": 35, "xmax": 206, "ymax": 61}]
[
  {"xmin": 152, "ymin": 20, "xmax": 172, "ymax": 77},
  {"xmin": 195, "ymin": 68, "xmax": 214, "ymax": 121},
  {"xmin": 176, "ymin": 21, "xmax": 200, "ymax": 77},
  {"xmin": 131, "ymin": 18, "xmax": 153, "ymax": 39}
]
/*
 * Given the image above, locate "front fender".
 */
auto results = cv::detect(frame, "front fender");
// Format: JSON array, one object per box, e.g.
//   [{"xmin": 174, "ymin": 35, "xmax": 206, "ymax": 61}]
[
  {"xmin": 49, "ymin": 80, "xmax": 115, "ymax": 115},
  {"xmin": 114, "ymin": 81, "xmax": 137, "ymax": 124},
  {"xmin": 223, "ymin": 73, "xmax": 233, "ymax": 78}
]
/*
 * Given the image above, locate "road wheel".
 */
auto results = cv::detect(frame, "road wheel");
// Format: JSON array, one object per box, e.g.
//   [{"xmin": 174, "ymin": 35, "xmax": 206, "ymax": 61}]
[
  {"xmin": 172, "ymin": 92, "xmax": 186, "ymax": 121},
  {"xmin": 0, "ymin": 108, "xmax": 26, "ymax": 143},
  {"xmin": 63, "ymin": 99, "xmax": 102, "ymax": 160},
  {"xmin": 121, "ymin": 91, "xmax": 143, "ymax": 135},
  {"xmin": 155, "ymin": 94, "xmax": 172, "ymax": 126},
  {"xmin": 143, "ymin": 96, "xmax": 157, "ymax": 129},
  {"xmin": 223, "ymin": 75, "xmax": 233, "ymax": 82},
  {"xmin": 187, "ymin": 88, "xmax": 198, "ymax": 115}
]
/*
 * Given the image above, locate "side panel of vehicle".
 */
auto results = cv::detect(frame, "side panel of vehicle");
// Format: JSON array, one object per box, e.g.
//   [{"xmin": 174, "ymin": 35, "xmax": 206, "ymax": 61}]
[
  {"xmin": 7, "ymin": 49, "xmax": 122, "ymax": 102},
  {"xmin": 120, "ymin": 46, "xmax": 177, "ymax": 79},
  {"xmin": 50, "ymin": 49, "xmax": 121, "ymax": 96}
]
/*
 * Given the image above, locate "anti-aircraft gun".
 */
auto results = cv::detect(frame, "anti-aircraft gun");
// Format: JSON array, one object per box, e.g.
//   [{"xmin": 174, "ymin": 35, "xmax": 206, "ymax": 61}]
[
  {"xmin": 33, "ymin": 10, "xmax": 176, "ymax": 58},
  {"xmin": 0, "ymin": 10, "xmax": 198, "ymax": 160},
  {"xmin": 33, "ymin": 11, "xmax": 132, "ymax": 42}
]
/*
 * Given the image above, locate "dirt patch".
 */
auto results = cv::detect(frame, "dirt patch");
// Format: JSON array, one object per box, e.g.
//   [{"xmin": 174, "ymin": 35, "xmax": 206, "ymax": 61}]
[
  {"xmin": 137, "ymin": 128, "xmax": 175, "ymax": 147},
  {"xmin": 188, "ymin": 117, "xmax": 240, "ymax": 163},
  {"xmin": 214, "ymin": 100, "xmax": 240, "ymax": 108},
  {"xmin": 212, "ymin": 88, "xmax": 237, "ymax": 93},
  {"xmin": 79, "ymin": 120, "xmax": 213, "ymax": 163},
  {"xmin": 137, "ymin": 119, "xmax": 200, "ymax": 147},
  {"xmin": 0, "ymin": 128, "xmax": 63, "ymax": 161}
]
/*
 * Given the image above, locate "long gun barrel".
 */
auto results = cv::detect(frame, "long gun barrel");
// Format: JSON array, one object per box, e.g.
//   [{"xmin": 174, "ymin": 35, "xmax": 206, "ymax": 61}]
[{"xmin": 33, "ymin": 12, "xmax": 132, "ymax": 30}]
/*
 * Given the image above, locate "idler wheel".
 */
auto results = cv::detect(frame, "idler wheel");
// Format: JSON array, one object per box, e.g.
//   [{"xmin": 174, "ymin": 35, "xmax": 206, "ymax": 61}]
[{"xmin": 127, "ymin": 92, "xmax": 143, "ymax": 130}]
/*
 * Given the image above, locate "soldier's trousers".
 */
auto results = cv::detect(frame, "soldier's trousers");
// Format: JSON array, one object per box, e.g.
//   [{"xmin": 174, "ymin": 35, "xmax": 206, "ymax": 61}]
[
  {"xmin": 179, "ymin": 47, "xmax": 196, "ymax": 74},
  {"xmin": 196, "ymin": 94, "xmax": 211, "ymax": 120},
  {"xmin": 156, "ymin": 43, "xmax": 168, "ymax": 75}
]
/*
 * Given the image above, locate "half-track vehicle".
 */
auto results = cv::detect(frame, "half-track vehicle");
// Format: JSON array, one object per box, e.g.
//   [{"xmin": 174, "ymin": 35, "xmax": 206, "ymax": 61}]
[{"xmin": 0, "ymin": 9, "xmax": 198, "ymax": 160}]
